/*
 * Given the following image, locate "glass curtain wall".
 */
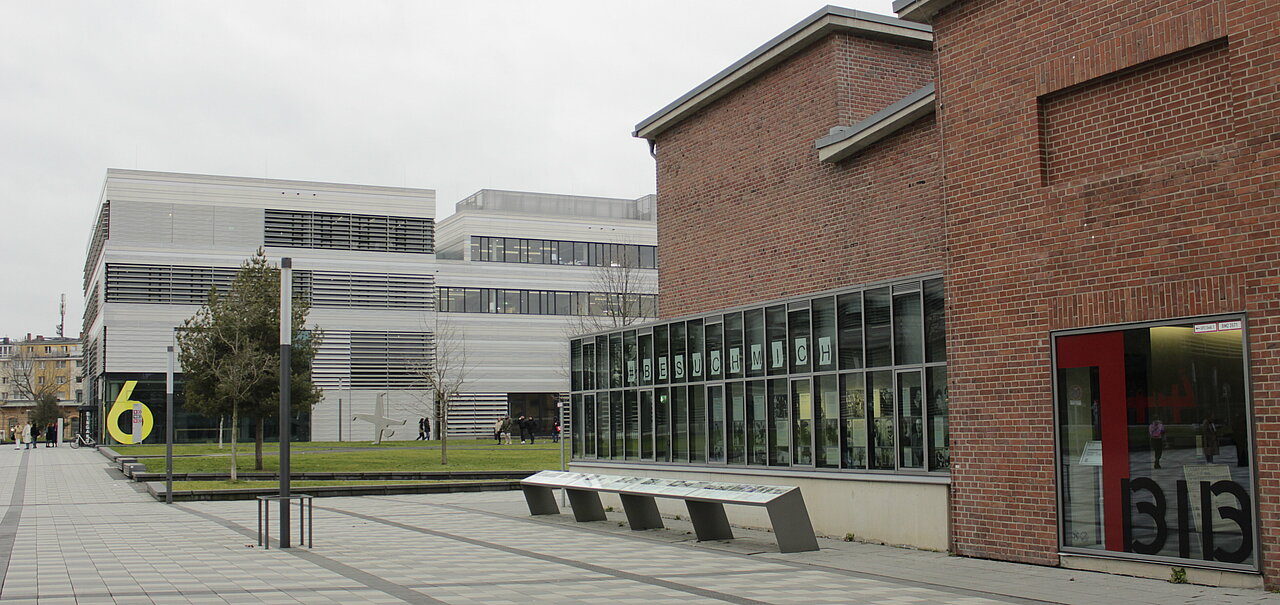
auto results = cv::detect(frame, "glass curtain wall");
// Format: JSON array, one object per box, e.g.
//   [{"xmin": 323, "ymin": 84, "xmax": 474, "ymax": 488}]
[{"xmin": 569, "ymin": 277, "xmax": 946, "ymax": 476}]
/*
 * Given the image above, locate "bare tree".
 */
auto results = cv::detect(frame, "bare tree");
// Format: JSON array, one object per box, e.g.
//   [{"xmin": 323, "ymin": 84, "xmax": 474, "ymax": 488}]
[
  {"xmin": 566, "ymin": 250, "xmax": 655, "ymax": 337},
  {"xmin": 410, "ymin": 318, "xmax": 470, "ymax": 465},
  {"xmin": 9, "ymin": 346, "xmax": 64, "ymax": 404}
]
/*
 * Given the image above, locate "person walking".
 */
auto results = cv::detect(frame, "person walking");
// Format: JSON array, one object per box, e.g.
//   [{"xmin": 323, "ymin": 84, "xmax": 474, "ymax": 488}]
[
  {"xmin": 1148, "ymin": 416, "xmax": 1166, "ymax": 469},
  {"xmin": 493, "ymin": 416, "xmax": 505, "ymax": 444},
  {"xmin": 500, "ymin": 416, "xmax": 515, "ymax": 445},
  {"xmin": 45, "ymin": 423, "xmax": 56, "ymax": 447},
  {"xmin": 424, "ymin": 416, "xmax": 432, "ymax": 441},
  {"xmin": 416, "ymin": 417, "xmax": 427, "ymax": 441},
  {"xmin": 553, "ymin": 421, "xmax": 561, "ymax": 443},
  {"xmin": 526, "ymin": 416, "xmax": 539, "ymax": 444},
  {"xmin": 22, "ymin": 422, "xmax": 33, "ymax": 450}
]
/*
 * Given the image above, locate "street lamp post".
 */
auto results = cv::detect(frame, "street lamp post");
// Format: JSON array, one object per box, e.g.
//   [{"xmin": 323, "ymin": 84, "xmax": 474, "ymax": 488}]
[
  {"xmin": 166, "ymin": 345, "xmax": 174, "ymax": 505},
  {"xmin": 279, "ymin": 257, "xmax": 293, "ymax": 548}
]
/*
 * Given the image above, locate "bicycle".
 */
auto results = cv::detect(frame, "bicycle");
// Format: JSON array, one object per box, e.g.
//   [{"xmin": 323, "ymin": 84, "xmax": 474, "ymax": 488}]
[{"xmin": 69, "ymin": 433, "xmax": 96, "ymax": 449}]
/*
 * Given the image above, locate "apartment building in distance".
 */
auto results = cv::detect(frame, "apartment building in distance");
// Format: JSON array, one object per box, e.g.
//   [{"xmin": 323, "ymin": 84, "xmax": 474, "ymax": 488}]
[
  {"xmin": 82, "ymin": 169, "xmax": 656, "ymax": 445},
  {"xmin": 0, "ymin": 335, "xmax": 85, "ymax": 439}
]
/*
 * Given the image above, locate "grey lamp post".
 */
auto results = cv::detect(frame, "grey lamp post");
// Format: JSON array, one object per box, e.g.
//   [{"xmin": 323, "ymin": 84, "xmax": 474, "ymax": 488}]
[{"xmin": 279, "ymin": 258, "xmax": 292, "ymax": 548}]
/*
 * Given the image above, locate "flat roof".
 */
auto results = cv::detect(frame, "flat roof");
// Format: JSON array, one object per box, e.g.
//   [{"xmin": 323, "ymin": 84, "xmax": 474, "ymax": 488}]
[
  {"xmin": 892, "ymin": 0, "xmax": 961, "ymax": 23},
  {"xmin": 633, "ymin": 6, "xmax": 932, "ymax": 141}
]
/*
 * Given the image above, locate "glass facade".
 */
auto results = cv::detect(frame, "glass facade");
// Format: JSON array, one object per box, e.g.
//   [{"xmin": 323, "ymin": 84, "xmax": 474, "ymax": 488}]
[
  {"xmin": 569, "ymin": 277, "xmax": 946, "ymax": 475},
  {"xmin": 470, "ymin": 236, "xmax": 658, "ymax": 269},
  {"xmin": 1055, "ymin": 317, "xmax": 1255, "ymax": 570},
  {"xmin": 438, "ymin": 287, "xmax": 657, "ymax": 318}
]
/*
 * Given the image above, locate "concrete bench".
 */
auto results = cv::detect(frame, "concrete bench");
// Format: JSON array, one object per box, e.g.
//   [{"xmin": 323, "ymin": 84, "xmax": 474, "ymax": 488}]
[{"xmin": 521, "ymin": 471, "xmax": 819, "ymax": 553}]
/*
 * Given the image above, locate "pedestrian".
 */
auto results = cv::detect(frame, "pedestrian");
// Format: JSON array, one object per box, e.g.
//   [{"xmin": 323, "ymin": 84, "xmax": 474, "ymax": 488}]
[
  {"xmin": 10, "ymin": 426, "xmax": 18, "ymax": 450},
  {"xmin": 22, "ymin": 422, "xmax": 33, "ymax": 450},
  {"xmin": 526, "ymin": 416, "xmax": 539, "ymax": 444},
  {"xmin": 424, "ymin": 416, "xmax": 432, "ymax": 441},
  {"xmin": 553, "ymin": 421, "xmax": 561, "ymax": 443},
  {"xmin": 501, "ymin": 416, "xmax": 515, "ymax": 445},
  {"xmin": 1148, "ymin": 415, "xmax": 1165, "ymax": 469},
  {"xmin": 518, "ymin": 416, "xmax": 529, "ymax": 444},
  {"xmin": 1202, "ymin": 417, "xmax": 1220, "ymax": 463},
  {"xmin": 417, "ymin": 417, "xmax": 427, "ymax": 441},
  {"xmin": 45, "ymin": 423, "xmax": 56, "ymax": 447},
  {"xmin": 493, "ymin": 416, "xmax": 505, "ymax": 444}
]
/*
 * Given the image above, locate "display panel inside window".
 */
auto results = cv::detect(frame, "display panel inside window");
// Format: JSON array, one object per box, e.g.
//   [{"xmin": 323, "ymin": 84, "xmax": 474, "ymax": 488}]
[
  {"xmin": 1055, "ymin": 318, "xmax": 1254, "ymax": 569},
  {"xmin": 568, "ymin": 277, "xmax": 947, "ymax": 475}
]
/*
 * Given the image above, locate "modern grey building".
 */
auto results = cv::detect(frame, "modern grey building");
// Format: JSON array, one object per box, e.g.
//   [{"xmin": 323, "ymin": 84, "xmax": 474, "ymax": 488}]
[{"xmin": 82, "ymin": 169, "xmax": 656, "ymax": 444}]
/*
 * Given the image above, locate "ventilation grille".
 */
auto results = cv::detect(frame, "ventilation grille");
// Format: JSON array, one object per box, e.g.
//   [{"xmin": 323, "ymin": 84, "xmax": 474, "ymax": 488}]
[
  {"xmin": 349, "ymin": 331, "xmax": 433, "ymax": 388},
  {"xmin": 264, "ymin": 209, "xmax": 434, "ymax": 254},
  {"xmin": 83, "ymin": 201, "xmax": 110, "ymax": 290}
]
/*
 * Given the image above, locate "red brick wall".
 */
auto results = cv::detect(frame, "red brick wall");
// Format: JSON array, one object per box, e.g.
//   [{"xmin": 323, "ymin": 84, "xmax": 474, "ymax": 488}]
[
  {"xmin": 932, "ymin": 0, "xmax": 1280, "ymax": 582},
  {"xmin": 655, "ymin": 34, "xmax": 939, "ymax": 318}
]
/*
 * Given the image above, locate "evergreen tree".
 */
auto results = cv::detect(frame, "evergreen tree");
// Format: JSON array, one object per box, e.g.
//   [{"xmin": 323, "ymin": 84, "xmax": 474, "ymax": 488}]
[{"xmin": 176, "ymin": 249, "xmax": 321, "ymax": 474}]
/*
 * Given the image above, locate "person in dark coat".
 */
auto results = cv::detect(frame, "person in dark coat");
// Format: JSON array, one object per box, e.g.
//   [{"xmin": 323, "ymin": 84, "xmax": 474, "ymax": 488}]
[
  {"xmin": 416, "ymin": 417, "xmax": 427, "ymax": 440},
  {"xmin": 45, "ymin": 423, "xmax": 57, "ymax": 447}
]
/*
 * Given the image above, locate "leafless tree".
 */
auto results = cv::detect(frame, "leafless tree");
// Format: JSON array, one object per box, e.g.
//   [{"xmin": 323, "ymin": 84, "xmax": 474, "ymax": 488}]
[
  {"xmin": 409, "ymin": 318, "xmax": 470, "ymax": 465},
  {"xmin": 566, "ymin": 250, "xmax": 654, "ymax": 337},
  {"xmin": 8, "ymin": 346, "xmax": 63, "ymax": 405}
]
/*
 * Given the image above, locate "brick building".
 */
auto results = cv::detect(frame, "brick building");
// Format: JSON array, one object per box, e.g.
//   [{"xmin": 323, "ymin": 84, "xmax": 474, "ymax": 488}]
[
  {"xmin": 567, "ymin": 0, "xmax": 1279, "ymax": 589},
  {"xmin": 895, "ymin": 0, "xmax": 1280, "ymax": 587}
]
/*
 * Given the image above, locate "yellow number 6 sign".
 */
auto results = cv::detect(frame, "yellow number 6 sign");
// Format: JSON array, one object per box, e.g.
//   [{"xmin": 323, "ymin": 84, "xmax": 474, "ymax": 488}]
[{"xmin": 107, "ymin": 381, "xmax": 154, "ymax": 444}]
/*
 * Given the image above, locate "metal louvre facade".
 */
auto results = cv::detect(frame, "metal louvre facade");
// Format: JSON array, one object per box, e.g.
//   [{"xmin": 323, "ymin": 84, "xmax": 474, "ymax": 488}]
[
  {"xmin": 349, "ymin": 331, "xmax": 433, "ymax": 388},
  {"xmin": 264, "ymin": 209, "xmax": 434, "ymax": 254}
]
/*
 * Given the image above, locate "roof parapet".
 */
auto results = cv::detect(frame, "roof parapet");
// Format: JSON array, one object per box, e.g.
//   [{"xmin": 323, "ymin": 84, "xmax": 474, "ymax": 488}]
[
  {"xmin": 892, "ymin": 0, "xmax": 961, "ymax": 23},
  {"xmin": 815, "ymin": 84, "xmax": 936, "ymax": 163}
]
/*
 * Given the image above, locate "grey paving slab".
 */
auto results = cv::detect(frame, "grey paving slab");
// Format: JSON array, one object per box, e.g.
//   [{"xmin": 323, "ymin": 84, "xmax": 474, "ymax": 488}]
[{"xmin": 0, "ymin": 447, "xmax": 1274, "ymax": 604}]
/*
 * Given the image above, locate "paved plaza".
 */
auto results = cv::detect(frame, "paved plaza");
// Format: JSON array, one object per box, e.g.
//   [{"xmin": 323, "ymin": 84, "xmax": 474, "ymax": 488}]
[{"xmin": 0, "ymin": 447, "xmax": 1274, "ymax": 604}]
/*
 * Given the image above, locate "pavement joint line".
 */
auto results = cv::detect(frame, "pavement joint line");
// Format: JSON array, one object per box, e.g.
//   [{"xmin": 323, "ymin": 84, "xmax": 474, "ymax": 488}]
[
  {"xmin": 173, "ymin": 504, "xmax": 447, "ymax": 604},
  {"xmin": 317, "ymin": 502, "xmax": 773, "ymax": 605},
  {"xmin": 399, "ymin": 498, "xmax": 1053, "ymax": 605},
  {"xmin": 12, "ymin": 583, "xmax": 376, "ymax": 601},
  {"xmin": 0, "ymin": 450, "xmax": 30, "ymax": 598}
]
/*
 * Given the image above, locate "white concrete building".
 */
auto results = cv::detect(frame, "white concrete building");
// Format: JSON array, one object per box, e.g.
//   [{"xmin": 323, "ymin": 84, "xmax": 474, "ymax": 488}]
[{"xmin": 82, "ymin": 170, "xmax": 656, "ymax": 444}]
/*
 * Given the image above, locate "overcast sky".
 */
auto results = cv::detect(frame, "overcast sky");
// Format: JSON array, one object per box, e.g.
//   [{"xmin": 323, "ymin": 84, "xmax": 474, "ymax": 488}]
[{"xmin": 0, "ymin": 0, "xmax": 895, "ymax": 339}]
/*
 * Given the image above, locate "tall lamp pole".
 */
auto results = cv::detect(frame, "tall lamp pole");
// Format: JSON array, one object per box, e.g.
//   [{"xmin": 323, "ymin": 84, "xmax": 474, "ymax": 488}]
[
  {"xmin": 165, "ymin": 345, "xmax": 174, "ymax": 504},
  {"xmin": 279, "ymin": 257, "xmax": 293, "ymax": 548}
]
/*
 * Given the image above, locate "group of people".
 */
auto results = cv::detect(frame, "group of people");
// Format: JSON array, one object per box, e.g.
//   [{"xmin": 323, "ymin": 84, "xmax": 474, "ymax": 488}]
[
  {"xmin": 7, "ymin": 422, "xmax": 59, "ymax": 449},
  {"xmin": 416, "ymin": 417, "xmax": 432, "ymax": 441},
  {"xmin": 492, "ymin": 415, "xmax": 560, "ymax": 445}
]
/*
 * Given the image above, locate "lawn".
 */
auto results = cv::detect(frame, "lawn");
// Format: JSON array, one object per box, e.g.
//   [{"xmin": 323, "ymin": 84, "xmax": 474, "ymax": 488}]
[
  {"xmin": 136, "ymin": 443, "xmax": 564, "ymax": 473},
  {"xmin": 118, "ymin": 438, "xmax": 555, "ymax": 457}
]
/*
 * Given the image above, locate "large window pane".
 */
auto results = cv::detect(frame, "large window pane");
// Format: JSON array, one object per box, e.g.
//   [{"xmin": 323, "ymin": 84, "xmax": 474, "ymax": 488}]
[
  {"xmin": 638, "ymin": 332, "xmax": 653, "ymax": 386},
  {"xmin": 812, "ymin": 297, "xmax": 837, "ymax": 372},
  {"xmin": 893, "ymin": 291, "xmax": 923, "ymax": 365},
  {"xmin": 654, "ymin": 324, "xmax": 669, "ymax": 385},
  {"xmin": 1055, "ymin": 320, "xmax": 1253, "ymax": 568},
  {"xmin": 924, "ymin": 278, "xmax": 946, "ymax": 363},
  {"xmin": 768, "ymin": 379, "xmax": 790, "ymax": 466},
  {"xmin": 837, "ymin": 292, "xmax": 863, "ymax": 369},
  {"xmin": 727, "ymin": 382, "xmax": 746, "ymax": 465},
  {"xmin": 687, "ymin": 319, "xmax": 705, "ymax": 382},
  {"xmin": 791, "ymin": 379, "xmax": 813, "ymax": 466},
  {"xmin": 748, "ymin": 381, "xmax": 768, "ymax": 465},
  {"xmin": 671, "ymin": 386, "xmax": 688, "ymax": 462},
  {"xmin": 725, "ymin": 313, "xmax": 744, "ymax": 379},
  {"xmin": 707, "ymin": 385, "xmax": 725, "ymax": 463},
  {"xmin": 927, "ymin": 367, "xmax": 949, "ymax": 471},
  {"xmin": 869, "ymin": 371, "xmax": 895, "ymax": 469},
  {"xmin": 595, "ymin": 335, "xmax": 608, "ymax": 392},
  {"xmin": 609, "ymin": 333, "xmax": 624, "ymax": 389},
  {"xmin": 584, "ymin": 394, "xmax": 596, "ymax": 457},
  {"xmin": 624, "ymin": 331, "xmax": 638, "ymax": 387},
  {"xmin": 624, "ymin": 390, "xmax": 639, "ymax": 460},
  {"xmin": 789, "ymin": 306, "xmax": 811, "ymax": 373},
  {"xmin": 611, "ymin": 391, "xmax": 623, "ymax": 460},
  {"xmin": 766, "ymin": 305, "xmax": 787, "ymax": 376},
  {"xmin": 670, "ymin": 322, "xmax": 687, "ymax": 384},
  {"xmin": 866, "ymin": 288, "xmax": 892, "ymax": 368},
  {"xmin": 689, "ymin": 386, "xmax": 706, "ymax": 463},
  {"xmin": 655, "ymin": 387, "xmax": 670, "ymax": 462},
  {"xmin": 571, "ymin": 393, "xmax": 583, "ymax": 457},
  {"xmin": 815, "ymin": 374, "xmax": 839, "ymax": 468},
  {"xmin": 640, "ymin": 390, "xmax": 654, "ymax": 460},
  {"xmin": 581, "ymin": 342, "xmax": 595, "ymax": 390},
  {"xmin": 840, "ymin": 373, "xmax": 867, "ymax": 469},
  {"xmin": 897, "ymin": 371, "xmax": 924, "ymax": 469},
  {"xmin": 744, "ymin": 309, "xmax": 766, "ymax": 378},
  {"xmin": 596, "ymin": 391, "xmax": 610, "ymax": 459},
  {"xmin": 706, "ymin": 322, "xmax": 724, "ymax": 380},
  {"xmin": 570, "ymin": 339, "xmax": 583, "ymax": 392}
]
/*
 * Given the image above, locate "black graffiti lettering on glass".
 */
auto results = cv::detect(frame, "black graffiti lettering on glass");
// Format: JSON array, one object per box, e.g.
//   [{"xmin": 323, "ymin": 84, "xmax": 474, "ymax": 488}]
[
  {"xmin": 1122, "ymin": 477, "xmax": 1167, "ymax": 555},
  {"xmin": 1122, "ymin": 478, "xmax": 1253, "ymax": 564}
]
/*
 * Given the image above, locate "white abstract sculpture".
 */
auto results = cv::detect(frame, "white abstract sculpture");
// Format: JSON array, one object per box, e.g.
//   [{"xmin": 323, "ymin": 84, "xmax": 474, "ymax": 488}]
[{"xmin": 352, "ymin": 393, "xmax": 406, "ymax": 445}]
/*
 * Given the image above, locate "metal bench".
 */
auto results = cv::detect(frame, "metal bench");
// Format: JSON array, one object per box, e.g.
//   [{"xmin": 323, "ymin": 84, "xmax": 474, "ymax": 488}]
[{"xmin": 521, "ymin": 471, "xmax": 819, "ymax": 553}]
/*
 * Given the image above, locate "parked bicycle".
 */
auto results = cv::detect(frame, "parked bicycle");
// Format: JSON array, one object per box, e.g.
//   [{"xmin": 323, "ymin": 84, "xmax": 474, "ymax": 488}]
[{"xmin": 69, "ymin": 433, "xmax": 96, "ymax": 449}]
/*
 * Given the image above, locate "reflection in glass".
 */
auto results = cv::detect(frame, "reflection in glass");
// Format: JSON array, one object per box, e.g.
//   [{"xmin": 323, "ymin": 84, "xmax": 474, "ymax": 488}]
[
  {"xmin": 596, "ymin": 391, "xmax": 609, "ymax": 459},
  {"xmin": 638, "ymin": 332, "xmax": 653, "ymax": 386},
  {"xmin": 768, "ymin": 379, "xmax": 790, "ymax": 466},
  {"xmin": 812, "ymin": 297, "xmax": 837, "ymax": 372},
  {"xmin": 840, "ymin": 373, "xmax": 867, "ymax": 469},
  {"xmin": 611, "ymin": 390, "xmax": 623, "ymax": 460},
  {"xmin": 705, "ymin": 322, "xmax": 724, "ymax": 381},
  {"xmin": 670, "ymin": 322, "xmax": 687, "ymax": 384},
  {"xmin": 766, "ymin": 306, "xmax": 787, "ymax": 376},
  {"xmin": 708, "ymin": 385, "xmax": 725, "ymax": 463},
  {"xmin": 869, "ymin": 371, "xmax": 895, "ymax": 469},
  {"xmin": 897, "ymin": 371, "xmax": 923, "ymax": 469},
  {"xmin": 688, "ymin": 319, "xmax": 705, "ymax": 381},
  {"xmin": 792, "ymin": 379, "xmax": 813, "ymax": 466},
  {"xmin": 745, "ymin": 309, "xmax": 765, "ymax": 378},
  {"xmin": 893, "ymin": 291, "xmax": 923, "ymax": 365},
  {"xmin": 927, "ymin": 367, "xmax": 949, "ymax": 470},
  {"xmin": 725, "ymin": 313, "xmax": 744, "ymax": 379},
  {"xmin": 672, "ymin": 386, "xmax": 688, "ymax": 462},
  {"xmin": 815, "ymin": 374, "xmax": 839, "ymax": 468},
  {"xmin": 838, "ymin": 292, "xmax": 863, "ymax": 370},
  {"xmin": 690, "ymin": 386, "xmax": 707, "ymax": 463},
  {"xmin": 654, "ymin": 324, "xmax": 669, "ymax": 385},
  {"xmin": 924, "ymin": 278, "xmax": 946, "ymax": 362},
  {"xmin": 640, "ymin": 390, "xmax": 654, "ymax": 460},
  {"xmin": 748, "ymin": 381, "xmax": 768, "ymax": 465},
  {"xmin": 655, "ymin": 388, "xmax": 670, "ymax": 462},
  {"xmin": 571, "ymin": 393, "xmax": 583, "ymax": 457},
  {"xmin": 625, "ymin": 390, "xmax": 639, "ymax": 459},
  {"xmin": 624, "ymin": 331, "xmax": 638, "ymax": 387},
  {"xmin": 789, "ymin": 307, "xmax": 811, "ymax": 374},
  {"xmin": 866, "ymin": 288, "xmax": 892, "ymax": 368},
  {"xmin": 727, "ymin": 382, "xmax": 745, "ymax": 464},
  {"xmin": 571, "ymin": 339, "xmax": 583, "ymax": 391}
]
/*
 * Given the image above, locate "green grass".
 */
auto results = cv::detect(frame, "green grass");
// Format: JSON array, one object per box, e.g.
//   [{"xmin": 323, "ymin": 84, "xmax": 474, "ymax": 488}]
[
  {"xmin": 171, "ymin": 479, "xmax": 503, "ymax": 490},
  {"xmin": 118, "ymin": 438, "xmax": 560, "ymax": 457},
  {"xmin": 138, "ymin": 443, "xmax": 564, "ymax": 474}
]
